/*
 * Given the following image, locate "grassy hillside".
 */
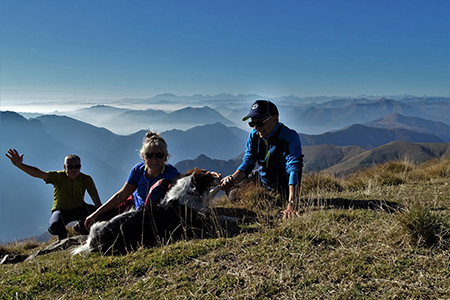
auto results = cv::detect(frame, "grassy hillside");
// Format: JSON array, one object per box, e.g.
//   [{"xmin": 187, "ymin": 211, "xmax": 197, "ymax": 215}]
[
  {"xmin": 321, "ymin": 142, "xmax": 450, "ymax": 175},
  {"xmin": 1, "ymin": 158, "xmax": 450, "ymax": 299}
]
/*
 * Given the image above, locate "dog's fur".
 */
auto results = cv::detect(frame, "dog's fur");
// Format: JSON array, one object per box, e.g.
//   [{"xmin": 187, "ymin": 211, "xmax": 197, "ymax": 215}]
[{"xmin": 73, "ymin": 168, "xmax": 221, "ymax": 255}]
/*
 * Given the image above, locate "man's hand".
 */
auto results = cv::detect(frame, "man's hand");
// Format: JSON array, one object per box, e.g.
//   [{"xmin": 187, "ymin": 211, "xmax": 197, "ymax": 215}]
[
  {"xmin": 281, "ymin": 203, "xmax": 299, "ymax": 219},
  {"xmin": 5, "ymin": 148, "xmax": 48, "ymax": 180},
  {"xmin": 5, "ymin": 149, "xmax": 24, "ymax": 166},
  {"xmin": 220, "ymin": 170, "xmax": 246, "ymax": 190},
  {"xmin": 220, "ymin": 175, "xmax": 235, "ymax": 190}
]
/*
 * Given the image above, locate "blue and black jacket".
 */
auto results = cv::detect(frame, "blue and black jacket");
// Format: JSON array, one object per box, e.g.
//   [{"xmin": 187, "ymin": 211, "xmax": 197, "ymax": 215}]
[{"xmin": 238, "ymin": 122, "xmax": 303, "ymax": 193}]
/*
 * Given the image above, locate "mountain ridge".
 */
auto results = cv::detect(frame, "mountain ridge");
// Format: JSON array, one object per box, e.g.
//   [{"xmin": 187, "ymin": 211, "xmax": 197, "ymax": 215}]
[{"xmin": 365, "ymin": 113, "xmax": 450, "ymax": 142}]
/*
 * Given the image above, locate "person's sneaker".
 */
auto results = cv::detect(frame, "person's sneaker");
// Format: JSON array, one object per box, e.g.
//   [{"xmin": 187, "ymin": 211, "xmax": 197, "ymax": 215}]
[{"xmin": 73, "ymin": 221, "xmax": 89, "ymax": 235}]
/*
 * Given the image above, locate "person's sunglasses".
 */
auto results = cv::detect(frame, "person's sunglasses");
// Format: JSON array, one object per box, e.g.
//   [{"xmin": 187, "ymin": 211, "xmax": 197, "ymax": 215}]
[
  {"xmin": 145, "ymin": 152, "xmax": 165, "ymax": 160},
  {"xmin": 66, "ymin": 164, "xmax": 81, "ymax": 169},
  {"xmin": 248, "ymin": 115, "xmax": 273, "ymax": 128}
]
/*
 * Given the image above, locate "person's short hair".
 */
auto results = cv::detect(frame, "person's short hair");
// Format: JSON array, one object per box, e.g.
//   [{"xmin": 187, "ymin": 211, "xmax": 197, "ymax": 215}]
[
  {"xmin": 140, "ymin": 132, "xmax": 168, "ymax": 157},
  {"xmin": 242, "ymin": 100, "xmax": 279, "ymax": 121},
  {"xmin": 65, "ymin": 154, "xmax": 81, "ymax": 164}
]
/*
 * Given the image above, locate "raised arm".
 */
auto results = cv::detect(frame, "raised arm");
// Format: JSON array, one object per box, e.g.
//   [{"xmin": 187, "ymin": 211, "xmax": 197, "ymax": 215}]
[{"xmin": 5, "ymin": 149, "xmax": 49, "ymax": 181}]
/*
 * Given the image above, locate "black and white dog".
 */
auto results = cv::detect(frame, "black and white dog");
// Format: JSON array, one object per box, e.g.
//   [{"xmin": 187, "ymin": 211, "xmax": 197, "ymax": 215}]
[{"xmin": 73, "ymin": 168, "xmax": 221, "ymax": 255}]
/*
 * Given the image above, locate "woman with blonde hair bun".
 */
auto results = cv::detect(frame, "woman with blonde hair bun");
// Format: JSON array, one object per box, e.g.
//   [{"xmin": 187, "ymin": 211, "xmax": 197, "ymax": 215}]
[{"xmin": 84, "ymin": 131, "xmax": 181, "ymax": 230}]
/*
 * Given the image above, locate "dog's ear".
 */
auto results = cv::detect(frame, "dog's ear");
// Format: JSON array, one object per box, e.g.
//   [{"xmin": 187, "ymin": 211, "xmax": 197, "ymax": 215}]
[
  {"xmin": 180, "ymin": 167, "xmax": 199, "ymax": 178},
  {"xmin": 191, "ymin": 169, "xmax": 213, "ymax": 194}
]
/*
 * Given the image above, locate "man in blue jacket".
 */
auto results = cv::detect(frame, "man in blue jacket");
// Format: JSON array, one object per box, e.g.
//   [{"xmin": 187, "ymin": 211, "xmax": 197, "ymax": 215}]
[{"xmin": 220, "ymin": 100, "xmax": 303, "ymax": 218}]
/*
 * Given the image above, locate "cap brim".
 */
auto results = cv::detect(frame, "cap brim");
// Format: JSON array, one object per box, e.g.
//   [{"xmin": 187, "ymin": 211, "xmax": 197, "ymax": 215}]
[
  {"xmin": 242, "ymin": 112, "xmax": 269, "ymax": 122},
  {"xmin": 243, "ymin": 113, "xmax": 272, "ymax": 122}
]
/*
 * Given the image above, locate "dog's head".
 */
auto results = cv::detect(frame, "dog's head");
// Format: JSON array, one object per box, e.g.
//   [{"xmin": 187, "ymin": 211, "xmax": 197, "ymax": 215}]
[
  {"xmin": 160, "ymin": 167, "xmax": 220, "ymax": 211},
  {"xmin": 182, "ymin": 167, "xmax": 219, "ymax": 196}
]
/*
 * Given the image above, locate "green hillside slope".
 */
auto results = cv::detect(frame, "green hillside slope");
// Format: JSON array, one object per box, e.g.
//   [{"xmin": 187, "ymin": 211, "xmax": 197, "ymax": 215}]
[{"xmin": 1, "ymin": 158, "xmax": 450, "ymax": 299}]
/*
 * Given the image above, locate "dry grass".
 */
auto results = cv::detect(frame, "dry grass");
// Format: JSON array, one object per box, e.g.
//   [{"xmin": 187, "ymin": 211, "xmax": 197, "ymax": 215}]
[
  {"xmin": 0, "ymin": 239, "xmax": 41, "ymax": 258},
  {"xmin": 1, "ymin": 158, "xmax": 450, "ymax": 299}
]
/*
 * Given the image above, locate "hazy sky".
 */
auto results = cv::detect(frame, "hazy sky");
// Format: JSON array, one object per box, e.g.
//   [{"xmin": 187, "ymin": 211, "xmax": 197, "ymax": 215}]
[{"xmin": 1, "ymin": 0, "xmax": 449, "ymax": 106}]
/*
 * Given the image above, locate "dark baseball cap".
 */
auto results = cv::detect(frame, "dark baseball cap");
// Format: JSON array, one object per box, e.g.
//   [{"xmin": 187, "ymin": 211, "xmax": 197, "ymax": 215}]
[{"xmin": 242, "ymin": 100, "xmax": 279, "ymax": 121}]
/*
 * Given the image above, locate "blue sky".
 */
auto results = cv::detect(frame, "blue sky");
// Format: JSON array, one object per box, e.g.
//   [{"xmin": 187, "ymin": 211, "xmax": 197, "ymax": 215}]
[{"xmin": 1, "ymin": 0, "xmax": 449, "ymax": 105}]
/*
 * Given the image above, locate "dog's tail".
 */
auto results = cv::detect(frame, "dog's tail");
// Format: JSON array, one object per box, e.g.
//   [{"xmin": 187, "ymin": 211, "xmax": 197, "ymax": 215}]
[
  {"xmin": 71, "ymin": 241, "xmax": 91, "ymax": 255},
  {"xmin": 71, "ymin": 221, "xmax": 107, "ymax": 255}
]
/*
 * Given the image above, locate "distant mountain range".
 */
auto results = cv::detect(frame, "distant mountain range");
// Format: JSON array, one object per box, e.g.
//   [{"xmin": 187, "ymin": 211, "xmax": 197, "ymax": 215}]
[
  {"xmin": 34, "ymin": 115, "xmax": 248, "ymax": 171},
  {"xmin": 17, "ymin": 96, "xmax": 450, "ymax": 135},
  {"xmin": 365, "ymin": 113, "xmax": 450, "ymax": 142},
  {"xmin": 290, "ymin": 98, "xmax": 450, "ymax": 134},
  {"xmin": 1, "ymin": 95, "xmax": 449, "ymax": 242},
  {"xmin": 49, "ymin": 105, "xmax": 237, "ymax": 135},
  {"xmin": 300, "ymin": 123, "xmax": 448, "ymax": 150}
]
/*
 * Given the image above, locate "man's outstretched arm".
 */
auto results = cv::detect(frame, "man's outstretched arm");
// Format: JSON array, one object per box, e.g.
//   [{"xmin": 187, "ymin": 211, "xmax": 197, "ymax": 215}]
[{"xmin": 5, "ymin": 148, "xmax": 49, "ymax": 181}]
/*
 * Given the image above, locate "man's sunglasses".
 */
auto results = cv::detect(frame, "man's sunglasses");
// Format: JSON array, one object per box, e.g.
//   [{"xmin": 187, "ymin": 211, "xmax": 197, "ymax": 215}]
[
  {"xmin": 66, "ymin": 164, "xmax": 81, "ymax": 169},
  {"xmin": 248, "ymin": 115, "xmax": 273, "ymax": 128},
  {"xmin": 145, "ymin": 152, "xmax": 165, "ymax": 159}
]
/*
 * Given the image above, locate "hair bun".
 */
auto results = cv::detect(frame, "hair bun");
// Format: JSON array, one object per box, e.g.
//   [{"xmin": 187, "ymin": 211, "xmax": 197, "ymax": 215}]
[
  {"xmin": 145, "ymin": 132, "xmax": 160, "ymax": 139},
  {"xmin": 140, "ymin": 131, "xmax": 169, "ymax": 158}
]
